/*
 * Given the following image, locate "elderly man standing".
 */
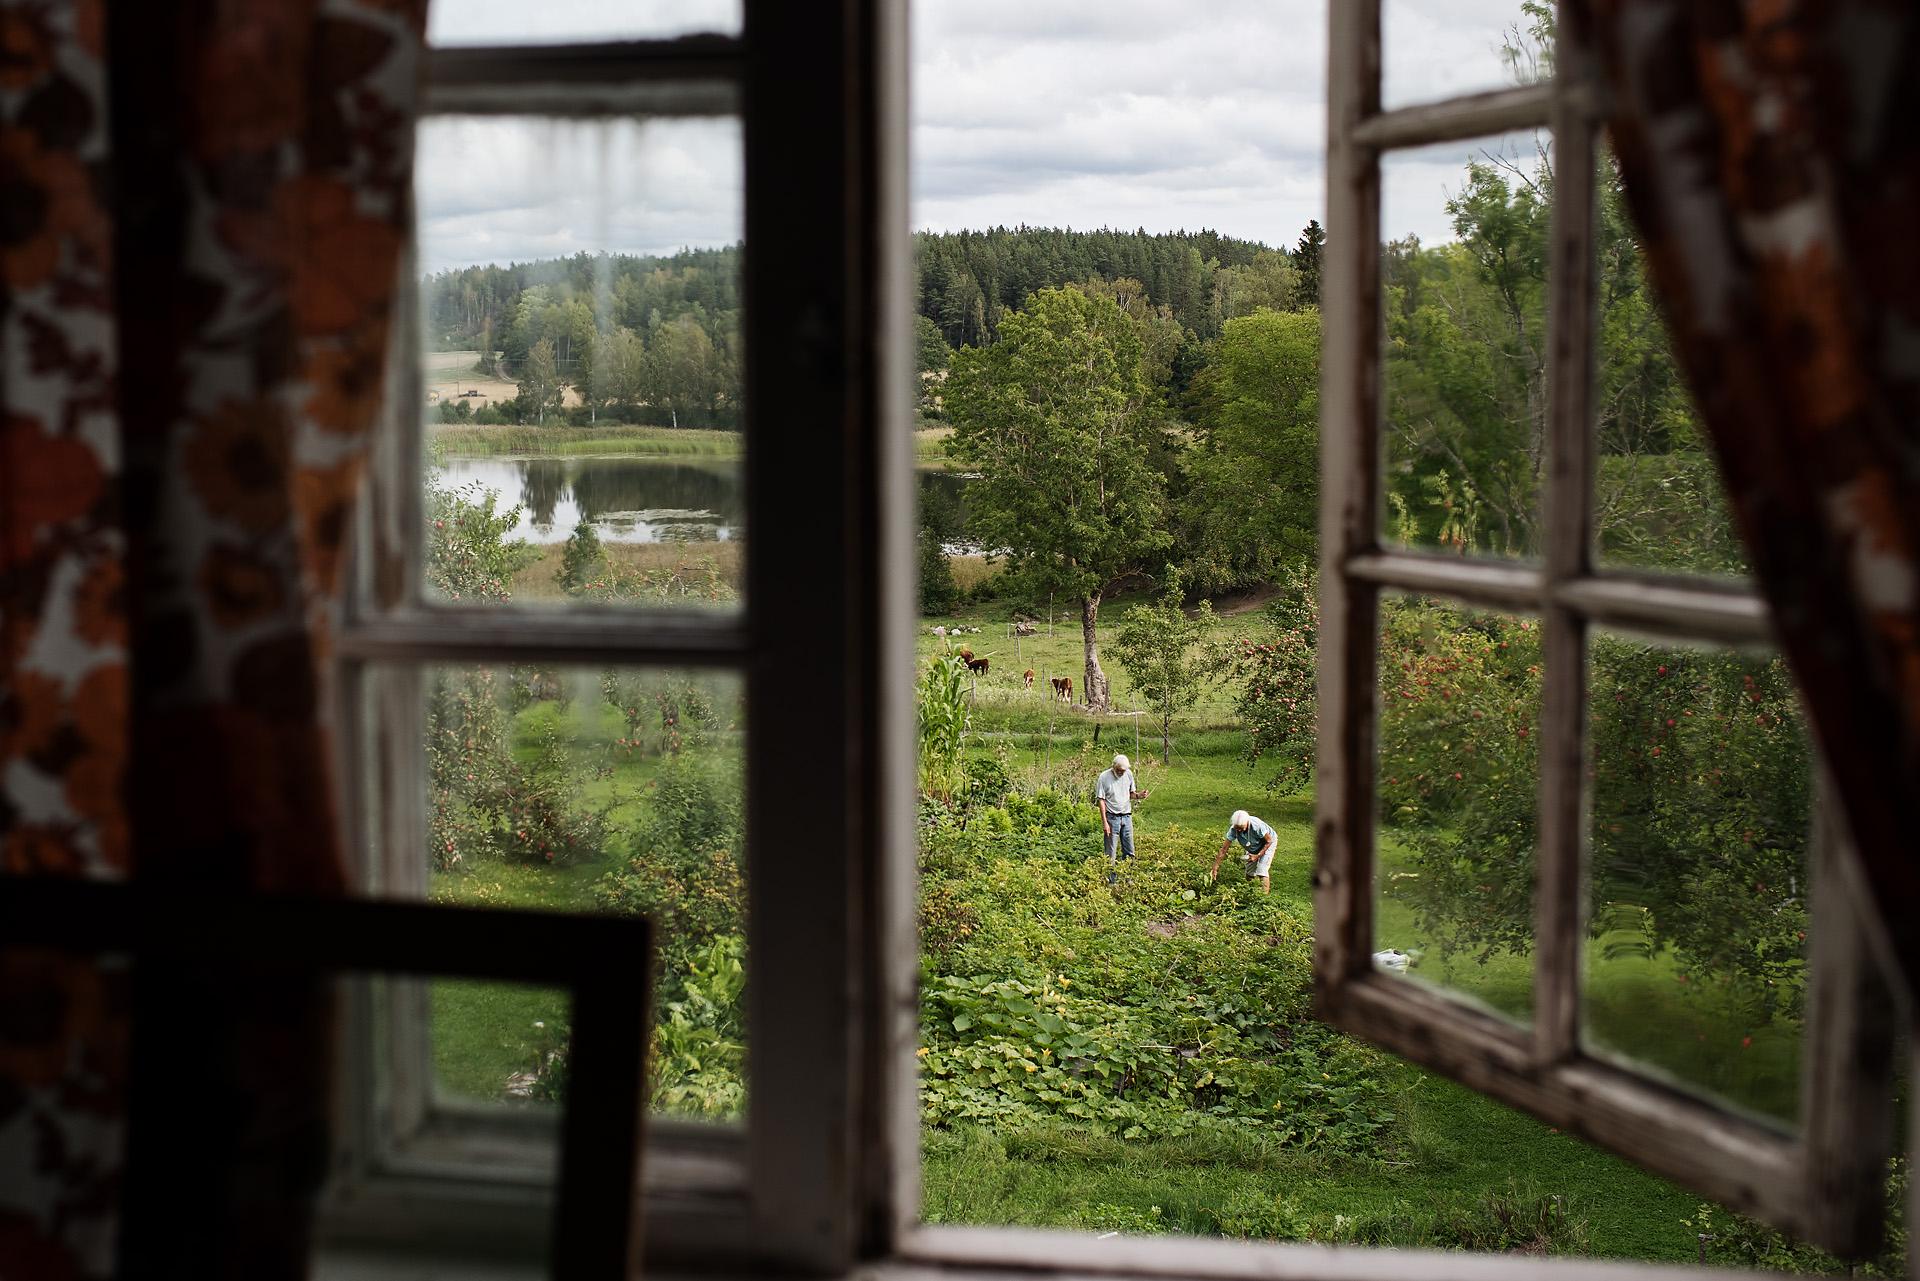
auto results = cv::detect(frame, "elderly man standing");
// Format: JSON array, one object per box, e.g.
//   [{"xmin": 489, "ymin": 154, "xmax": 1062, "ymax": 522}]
[
  {"xmin": 1094, "ymin": 753, "xmax": 1149, "ymax": 885},
  {"xmin": 1211, "ymin": 809, "xmax": 1277, "ymax": 894}
]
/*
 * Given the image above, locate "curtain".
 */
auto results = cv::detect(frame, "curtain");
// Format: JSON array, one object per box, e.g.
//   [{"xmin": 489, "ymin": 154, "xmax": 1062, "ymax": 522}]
[
  {"xmin": 1571, "ymin": 1, "xmax": 1920, "ymax": 994},
  {"xmin": 0, "ymin": 0, "xmax": 426, "ymax": 1274}
]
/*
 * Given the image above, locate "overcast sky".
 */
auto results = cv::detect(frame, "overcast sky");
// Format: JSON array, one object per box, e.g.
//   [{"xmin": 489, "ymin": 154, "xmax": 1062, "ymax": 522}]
[{"xmin": 417, "ymin": 0, "xmax": 1541, "ymax": 274}]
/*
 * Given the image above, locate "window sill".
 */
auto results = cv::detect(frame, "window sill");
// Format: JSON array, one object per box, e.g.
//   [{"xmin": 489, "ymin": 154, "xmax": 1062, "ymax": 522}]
[
  {"xmin": 319, "ymin": 1230, "xmax": 1761, "ymax": 1281},
  {"xmin": 889, "ymin": 1226, "xmax": 1750, "ymax": 1281}
]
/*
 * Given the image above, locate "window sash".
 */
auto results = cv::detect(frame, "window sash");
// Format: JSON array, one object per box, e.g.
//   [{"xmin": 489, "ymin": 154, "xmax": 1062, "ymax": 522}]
[
  {"xmin": 1310, "ymin": 0, "xmax": 1895, "ymax": 1254},
  {"xmin": 329, "ymin": 6, "xmax": 915, "ymax": 1273}
]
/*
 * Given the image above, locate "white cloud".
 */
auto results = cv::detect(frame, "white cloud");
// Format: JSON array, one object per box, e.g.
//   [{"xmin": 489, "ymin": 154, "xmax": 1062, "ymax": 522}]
[
  {"xmin": 416, "ymin": 117, "xmax": 742, "ymax": 275},
  {"xmin": 427, "ymin": 0, "xmax": 738, "ymax": 45},
  {"xmin": 415, "ymin": 1, "xmax": 1545, "ymax": 269}
]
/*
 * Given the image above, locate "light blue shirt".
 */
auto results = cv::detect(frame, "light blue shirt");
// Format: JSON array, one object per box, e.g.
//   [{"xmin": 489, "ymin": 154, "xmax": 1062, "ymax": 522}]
[{"xmin": 1226, "ymin": 816, "xmax": 1275, "ymax": 854}]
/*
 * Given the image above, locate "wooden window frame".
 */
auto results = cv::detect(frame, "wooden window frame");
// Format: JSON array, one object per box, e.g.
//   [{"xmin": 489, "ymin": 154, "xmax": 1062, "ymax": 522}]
[
  {"xmin": 1310, "ymin": 1, "xmax": 1897, "ymax": 1255},
  {"xmin": 323, "ymin": 3, "xmax": 916, "ymax": 1274}
]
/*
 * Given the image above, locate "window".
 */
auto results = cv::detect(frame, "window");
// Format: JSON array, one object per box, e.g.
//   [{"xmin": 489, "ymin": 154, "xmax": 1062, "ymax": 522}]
[
  {"xmin": 1312, "ymin": 1, "xmax": 1895, "ymax": 1254},
  {"xmin": 323, "ymin": 4, "xmax": 914, "ymax": 1272},
  {"xmin": 314, "ymin": 2, "xmax": 1897, "ymax": 1277}
]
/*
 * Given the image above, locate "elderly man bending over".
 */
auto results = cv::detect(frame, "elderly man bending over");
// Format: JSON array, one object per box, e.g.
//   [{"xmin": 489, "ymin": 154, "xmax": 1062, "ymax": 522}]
[{"xmin": 1211, "ymin": 809, "xmax": 1277, "ymax": 894}]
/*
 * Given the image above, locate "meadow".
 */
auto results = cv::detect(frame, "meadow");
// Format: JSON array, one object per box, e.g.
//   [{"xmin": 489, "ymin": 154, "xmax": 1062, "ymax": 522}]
[{"xmin": 419, "ymin": 523, "xmax": 1860, "ymax": 1267}]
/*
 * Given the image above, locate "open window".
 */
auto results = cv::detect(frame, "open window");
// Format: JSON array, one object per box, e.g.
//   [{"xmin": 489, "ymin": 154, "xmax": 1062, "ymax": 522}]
[
  {"xmin": 324, "ymin": 2, "xmax": 913, "ymax": 1271},
  {"xmin": 1313, "ymin": 2, "xmax": 1897, "ymax": 1254}
]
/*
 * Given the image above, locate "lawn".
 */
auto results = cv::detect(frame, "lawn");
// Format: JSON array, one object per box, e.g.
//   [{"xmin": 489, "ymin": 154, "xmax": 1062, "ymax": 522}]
[
  {"xmin": 428, "ymin": 685, "xmax": 741, "ymax": 1104},
  {"xmin": 913, "ymin": 594, "xmax": 1810, "ymax": 1262},
  {"xmin": 421, "ymin": 590, "xmax": 1822, "ymax": 1264}
]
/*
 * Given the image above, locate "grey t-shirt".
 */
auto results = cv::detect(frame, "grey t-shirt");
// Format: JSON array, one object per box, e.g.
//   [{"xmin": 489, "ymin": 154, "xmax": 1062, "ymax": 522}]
[{"xmin": 1094, "ymin": 768, "xmax": 1134, "ymax": 816}]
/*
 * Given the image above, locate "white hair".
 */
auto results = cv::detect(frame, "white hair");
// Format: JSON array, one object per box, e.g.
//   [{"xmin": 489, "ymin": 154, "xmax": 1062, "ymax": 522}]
[
  {"xmin": 1231, "ymin": 809, "xmax": 1250, "ymax": 827},
  {"xmin": 1112, "ymin": 753, "xmax": 1130, "ymax": 772}
]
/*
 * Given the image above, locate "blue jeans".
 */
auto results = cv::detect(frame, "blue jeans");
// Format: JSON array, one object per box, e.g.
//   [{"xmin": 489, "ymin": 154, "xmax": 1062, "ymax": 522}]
[{"xmin": 1104, "ymin": 812, "xmax": 1134, "ymax": 864}]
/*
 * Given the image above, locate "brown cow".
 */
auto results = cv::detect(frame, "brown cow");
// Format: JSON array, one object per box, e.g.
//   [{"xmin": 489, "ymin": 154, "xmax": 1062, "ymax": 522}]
[
  {"xmin": 1050, "ymin": 676, "xmax": 1072, "ymax": 702},
  {"xmin": 1023, "ymin": 668, "xmax": 1035, "ymax": 690},
  {"xmin": 957, "ymin": 647, "xmax": 973, "ymax": 664},
  {"xmin": 966, "ymin": 655, "xmax": 990, "ymax": 676}
]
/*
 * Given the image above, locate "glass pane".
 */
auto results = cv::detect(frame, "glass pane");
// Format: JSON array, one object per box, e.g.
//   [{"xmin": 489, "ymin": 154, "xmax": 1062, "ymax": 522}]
[
  {"xmin": 1382, "ymin": 131, "xmax": 1553, "ymax": 560},
  {"xmin": 1583, "ymin": 635, "xmax": 1810, "ymax": 1125},
  {"xmin": 1375, "ymin": 598, "xmax": 1542, "ymax": 1025},
  {"xmin": 428, "ymin": 0, "xmax": 739, "ymax": 45},
  {"xmin": 1383, "ymin": 0, "xmax": 1553, "ymax": 111},
  {"xmin": 1591, "ymin": 149, "xmax": 1750, "ymax": 579},
  {"xmin": 416, "ymin": 115, "xmax": 744, "ymax": 610},
  {"xmin": 394, "ymin": 663, "xmax": 747, "ymax": 1123}
]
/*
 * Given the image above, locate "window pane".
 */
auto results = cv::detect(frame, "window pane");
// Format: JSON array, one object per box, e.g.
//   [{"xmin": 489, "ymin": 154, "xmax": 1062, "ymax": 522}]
[
  {"xmin": 417, "ymin": 115, "xmax": 744, "ymax": 611},
  {"xmin": 1591, "ymin": 149, "xmax": 1750, "ymax": 579},
  {"xmin": 427, "ymin": 0, "xmax": 739, "ymax": 45},
  {"xmin": 1375, "ymin": 598, "xmax": 1542, "ymax": 1025},
  {"xmin": 1583, "ymin": 635, "xmax": 1810, "ymax": 1125},
  {"xmin": 368, "ymin": 662, "xmax": 747, "ymax": 1124},
  {"xmin": 1381, "ymin": 131, "xmax": 1552, "ymax": 561},
  {"xmin": 1382, "ymin": 0, "xmax": 1553, "ymax": 111}
]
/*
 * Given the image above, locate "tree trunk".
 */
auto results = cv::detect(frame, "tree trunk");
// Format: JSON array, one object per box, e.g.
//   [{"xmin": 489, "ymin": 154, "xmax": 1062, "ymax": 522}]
[
  {"xmin": 1081, "ymin": 592, "xmax": 1110, "ymax": 712},
  {"xmin": 1161, "ymin": 714, "xmax": 1172, "ymax": 764}
]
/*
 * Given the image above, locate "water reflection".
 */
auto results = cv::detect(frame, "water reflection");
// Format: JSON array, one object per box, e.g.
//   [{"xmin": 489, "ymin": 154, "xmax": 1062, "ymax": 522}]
[{"xmin": 433, "ymin": 456, "xmax": 743, "ymax": 544}]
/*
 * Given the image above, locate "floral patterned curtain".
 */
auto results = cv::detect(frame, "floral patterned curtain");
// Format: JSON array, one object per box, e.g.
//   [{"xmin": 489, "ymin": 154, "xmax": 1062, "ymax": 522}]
[
  {"xmin": 1571, "ymin": 1, "xmax": 1920, "ymax": 994},
  {"xmin": 0, "ymin": 0, "xmax": 425, "ymax": 1273}
]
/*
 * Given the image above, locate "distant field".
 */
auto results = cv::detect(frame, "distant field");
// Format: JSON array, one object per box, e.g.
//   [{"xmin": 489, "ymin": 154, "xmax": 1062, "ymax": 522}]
[{"xmin": 423, "ymin": 348, "xmax": 581, "ymax": 410}]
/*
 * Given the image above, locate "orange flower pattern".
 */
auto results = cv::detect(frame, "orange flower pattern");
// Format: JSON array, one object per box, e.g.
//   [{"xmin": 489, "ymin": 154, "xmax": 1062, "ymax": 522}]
[
  {"xmin": 1, "ymin": 1, "xmax": 428, "ymax": 1275},
  {"xmin": 1577, "ymin": 1, "xmax": 1920, "ymax": 989}
]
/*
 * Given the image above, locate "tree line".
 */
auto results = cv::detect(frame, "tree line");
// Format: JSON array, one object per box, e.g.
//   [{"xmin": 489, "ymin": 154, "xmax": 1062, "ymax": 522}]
[{"xmin": 420, "ymin": 224, "xmax": 1331, "ymax": 429}]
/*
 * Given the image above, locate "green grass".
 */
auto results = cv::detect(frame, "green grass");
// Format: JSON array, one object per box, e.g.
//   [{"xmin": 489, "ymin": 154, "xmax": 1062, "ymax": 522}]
[
  {"xmin": 912, "ymin": 595, "xmax": 1813, "ymax": 1261},
  {"xmin": 423, "ymin": 588, "xmax": 1811, "ymax": 1262},
  {"xmin": 427, "ymin": 691, "xmax": 741, "ymax": 1102},
  {"xmin": 429, "ymin": 862, "xmax": 600, "ymax": 1100},
  {"xmin": 916, "ymin": 425, "xmax": 960, "ymax": 468},
  {"xmin": 924, "ymin": 1082, "xmax": 1703, "ymax": 1260},
  {"xmin": 429, "ymin": 423, "xmax": 743, "ymax": 458},
  {"xmin": 428, "ymin": 422, "xmax": 962, "ymax": 467}
]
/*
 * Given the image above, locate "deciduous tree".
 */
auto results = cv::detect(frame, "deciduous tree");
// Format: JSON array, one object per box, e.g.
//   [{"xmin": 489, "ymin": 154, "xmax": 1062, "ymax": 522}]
[
  {"xmin": 946, "ymin": 287, "xmax": 1171, "ymax": 711},
  {"xmin": 1112, "ymin": 571, "xmax": 1219, "ymax": 762}
]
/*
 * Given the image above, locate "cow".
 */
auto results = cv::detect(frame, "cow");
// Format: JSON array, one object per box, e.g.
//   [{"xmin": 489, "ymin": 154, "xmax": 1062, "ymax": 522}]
[
  {"xmin": 957, "ymin": 647, "xmax": 973, "ymax": 664},
  {"xmin": 1023, "ymin": 668, "xmax": 1035, "ymax": 691},
  {"xmin": 966, "ymin": 655, "xmax": 990, "ymax": 676},
  {"xmin": 1050, "ymin": 675, "xmax": 1072, "ymax": 702}
]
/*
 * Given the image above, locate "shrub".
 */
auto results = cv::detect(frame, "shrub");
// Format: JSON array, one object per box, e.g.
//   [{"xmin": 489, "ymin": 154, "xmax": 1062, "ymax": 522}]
[
  {"xmin": 1381, "ymin": 598, "xmax": 1813, "ymax": 1017},
  {"xmin": 427, "ymin": 667, "xmax": 615, "ymax": 870},
  {"xmin": 425, "ymin": 476, "xmax": 536, "ymax": 603},
  {"xmin": 919, "ymin": 527, "xmax": 960, "ymax": 615},
  {"xmin": 557, "ymin": 522, "xmax": 608, "ymax": 594},
  {"xmin": 652, "ymin": 934, "xmax": 747, "ymax": 1119},
  {"xmin": 593, "ymin": 757, "xmax": 746, "ymax": 975},
  {"xmin": 916, "ymin": 797, "xmax": 1394, "ymax": 1152}
]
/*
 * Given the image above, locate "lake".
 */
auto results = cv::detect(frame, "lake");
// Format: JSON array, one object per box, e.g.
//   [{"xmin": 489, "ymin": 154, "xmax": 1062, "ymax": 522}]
[
  {"xmin": 432, "ymin": 455, "xmax": 743, "ymax": 544},
  {"xmin": 431, "ymin": 454, "xmax": 974, "ymax": 546}
]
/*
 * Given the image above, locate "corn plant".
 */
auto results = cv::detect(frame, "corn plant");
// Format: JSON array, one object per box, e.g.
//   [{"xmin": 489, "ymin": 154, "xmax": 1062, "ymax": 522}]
[{"xmin": 919, "ymin": 648, "xmax": 972, "ymax": 802}]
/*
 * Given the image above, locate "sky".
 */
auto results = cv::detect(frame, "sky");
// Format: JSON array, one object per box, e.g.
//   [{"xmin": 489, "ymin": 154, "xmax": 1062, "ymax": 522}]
[{"xmin": 417, "ymin": 0, "xmax": 1543, "ymax": 274}]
